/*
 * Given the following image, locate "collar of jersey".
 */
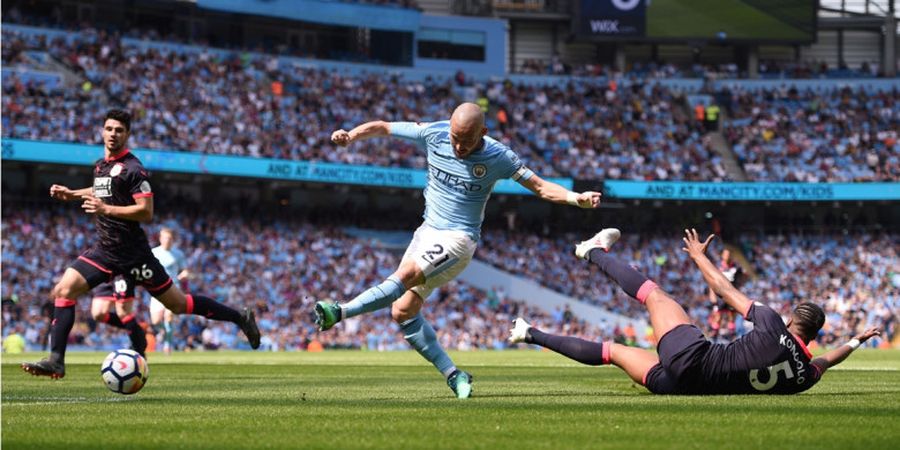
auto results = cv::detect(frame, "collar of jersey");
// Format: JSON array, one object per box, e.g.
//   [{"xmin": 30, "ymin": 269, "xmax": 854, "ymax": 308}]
[
  {"xmin": 105, "ymin": 148, "xmax": 131, "ymax": 162},
  {"xmin": 790, "ymin": 333, "xmax": 813, "ymax": 359}
]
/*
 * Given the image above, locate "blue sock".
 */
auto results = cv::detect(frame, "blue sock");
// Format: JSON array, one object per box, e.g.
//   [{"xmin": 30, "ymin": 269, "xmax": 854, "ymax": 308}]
[
  {"xmin": 342, "ymin": 276, "xmax": 405, "ymax": 319},
  {"xmin": 401, "ymin": 313, "xmax": 456, "ymax": 378}
]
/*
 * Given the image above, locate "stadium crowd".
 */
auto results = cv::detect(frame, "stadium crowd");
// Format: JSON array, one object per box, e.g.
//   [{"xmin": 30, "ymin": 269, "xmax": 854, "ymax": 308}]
[
  {"xmin": 514, "ymin": 59, "xmax": 881, "ymax": 80},
  {"xmin": 1, "ymin": 27, "xmax": 721, "ymax": 181},
  {"xmin": 4, "ymin": 25, "xmax": 897, "ymax": 183},
  {"xmin": 3, "ymin": 204, "xmax": 895, "ymax": 354},
  {"xmin": 721, "ymin": 85, "xmax": 899, "ymax": 182}
]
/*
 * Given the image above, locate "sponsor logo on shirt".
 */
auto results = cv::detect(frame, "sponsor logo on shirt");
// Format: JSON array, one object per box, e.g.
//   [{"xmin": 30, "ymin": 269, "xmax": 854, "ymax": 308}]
[
  {"xmin": 429, "ymin": 165, "xmax": 482, "ymax": 193},
  {"xmin": 93, "ymin": 177, "xmax": 112, "ymax": 198}
]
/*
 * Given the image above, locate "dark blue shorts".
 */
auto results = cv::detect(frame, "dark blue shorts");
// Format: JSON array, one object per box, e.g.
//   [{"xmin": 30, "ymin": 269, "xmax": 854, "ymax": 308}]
[
  {"xmin": 71, "ymin": 247, "xmax": 172, "ymax": 296},
  {"xmin": 92, "ymin": 276, "xmax": 136, "ymax": 302},
  {"xmin": 644, "ymin": 324, "xmax": 711, "ymax": 395}
]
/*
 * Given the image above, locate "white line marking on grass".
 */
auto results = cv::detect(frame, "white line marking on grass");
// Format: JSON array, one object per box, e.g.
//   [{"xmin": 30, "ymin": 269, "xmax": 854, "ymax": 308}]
[{"xmin": 2, "ymin": 396, "xmax": 140, "ymax": 406}]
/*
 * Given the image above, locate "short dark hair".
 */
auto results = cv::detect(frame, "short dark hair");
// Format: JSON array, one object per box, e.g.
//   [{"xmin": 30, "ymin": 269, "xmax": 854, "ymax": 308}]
[
  {"xmin": 104, "ymin": 109, "xmax": 132, "ymax": 131},
  {"xmin": 791, "ymin": 302, "xmax": 825, "ymax": 342}
]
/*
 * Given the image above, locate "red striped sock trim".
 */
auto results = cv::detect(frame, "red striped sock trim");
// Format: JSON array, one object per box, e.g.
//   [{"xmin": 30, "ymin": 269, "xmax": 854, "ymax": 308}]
[
  {"xmin": 635, "ymin": 280, "xmax": 659, "ymax": 304},
  {"xmin": 601, "ymin": 341, "xmax": 612, "ymax": 365},
  {"xmin": 100, "ymin": 313, "xmax": 110, "ymax": 323},
  {"xmin": 185, "ymin": 294, "xmax": 194, "ymax": 314},
  {"xmin": 121, "ymin": 313, "xmax": 135, "ymax": 324},
  {"xmin": 55, "ymin": 298, "xmax": 76, "ymax": 307}
]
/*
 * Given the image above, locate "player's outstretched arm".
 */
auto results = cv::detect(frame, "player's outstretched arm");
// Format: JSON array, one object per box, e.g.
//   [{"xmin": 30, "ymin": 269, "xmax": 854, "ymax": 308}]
[
  {"xmin": 82, "ymin": 195, "xmax": 154, "ymax": 223},
  {"xmin": 682, "ymin": 228, "xmax": 752, "ymax": 317},
  {"xmin": 517, "ymin": 174, "xmax": 601, "ymax": 208},
  {"xmin": 811, "ymin": 327, "xmax": 881, "ymax": 374},
  {"xmin": 330, "ymin": 121, "xmax": 391, "ymax": 147},
  {"xmin": 50, "ymin": 184, "xmax": 92, "ymax": 201}
]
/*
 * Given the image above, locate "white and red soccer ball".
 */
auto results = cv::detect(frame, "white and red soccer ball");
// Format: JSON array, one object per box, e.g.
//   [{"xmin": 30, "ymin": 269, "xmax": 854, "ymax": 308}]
[{"xmin": 101, "ymin": 349, "xmax": 149, "ymax": 394}]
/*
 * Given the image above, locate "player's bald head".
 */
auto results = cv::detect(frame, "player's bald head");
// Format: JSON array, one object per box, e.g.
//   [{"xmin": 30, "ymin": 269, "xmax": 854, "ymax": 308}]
[
  {"xmin": 451, "ymin": 103, "xmax": 485, "ymax": 130},
  {"xmin": 449, "ymin": 103, "xmax": 487, "ymax": 159}
]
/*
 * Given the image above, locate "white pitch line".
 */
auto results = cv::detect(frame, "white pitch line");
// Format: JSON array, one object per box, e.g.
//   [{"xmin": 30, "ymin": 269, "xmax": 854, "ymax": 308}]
[{"xmin": 2, "ymin": 396, "xmax": 139, "ymax": 406}]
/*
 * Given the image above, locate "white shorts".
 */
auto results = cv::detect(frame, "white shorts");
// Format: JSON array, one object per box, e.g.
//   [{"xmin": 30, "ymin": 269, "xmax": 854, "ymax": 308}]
[
  {"xmin": 150, "ymin": 297, "xmax": 173, "ymax": 318},
  {"xmin": 401, "ymin": 224, "xmax": 477, "ymax": 300}
]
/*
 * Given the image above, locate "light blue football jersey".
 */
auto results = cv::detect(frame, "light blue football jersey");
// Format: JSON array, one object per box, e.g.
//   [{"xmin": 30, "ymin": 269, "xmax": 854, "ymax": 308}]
[
  {"xmin": 152, "ymin": 246, "xmax": 186, "ymax": 278},
  {"xmin": 390, "ymin": 121, "xmax": 534, "ymax": 241}
]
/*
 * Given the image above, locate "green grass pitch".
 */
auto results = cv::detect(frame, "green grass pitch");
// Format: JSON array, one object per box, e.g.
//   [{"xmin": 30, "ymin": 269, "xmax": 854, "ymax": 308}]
[
  {"xmin": 647, "ymin": 0, "xmax": 810, "ymax": 41},
  {"xmin": 3, "ymin": 350, "xmax": 899, "ymax": 449}
]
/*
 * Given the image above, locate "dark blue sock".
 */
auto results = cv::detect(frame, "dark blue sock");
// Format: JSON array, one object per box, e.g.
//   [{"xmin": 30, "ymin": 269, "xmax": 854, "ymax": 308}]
[{"xmin": 588, "ymin": 249, "xmax": 656, "ymax": 302}]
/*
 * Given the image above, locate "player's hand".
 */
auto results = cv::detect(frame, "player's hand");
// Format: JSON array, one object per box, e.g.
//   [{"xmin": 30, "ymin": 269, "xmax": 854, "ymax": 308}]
[
  {"xmin": 682, "ymin": 228, "xmax": 715, "ymax": 258},
  {"xmin": 853, "ymin": 327, "xmax": 881, "ymax": 344},
  {"xmin": 81, "ymin": 195, "xmax": 108, "ymax": 216},
  {"xmin": 49, "ymin": 184, "xmax": 75, "ymax": 201},
  {"xmin": 331, "ymin": 129, "xmax": 352, "ymax": 147},
  {"xmin": 575, "ymin": 191, "xmax": 602, "ymax": 208}
]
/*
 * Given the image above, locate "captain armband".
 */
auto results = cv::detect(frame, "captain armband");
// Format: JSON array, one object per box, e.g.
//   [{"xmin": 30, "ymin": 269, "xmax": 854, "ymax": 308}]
[{"xmin": 511, "ymin": 166, "xmax": 533, "ymax": 181}]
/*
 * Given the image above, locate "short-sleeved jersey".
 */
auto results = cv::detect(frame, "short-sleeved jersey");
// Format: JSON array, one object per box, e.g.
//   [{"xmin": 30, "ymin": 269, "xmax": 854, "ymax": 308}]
[
  {"xmin": 390, "ymin": 121, "xmax": 534, "ymax": 241},
  {"xmin": 701, "ymin": 303, "xmax": 822, "ymax": 394},
  {"xmin": 152, "ymin": 245, "xmax": 186, "ymax": 279},
  {"xmin": 91, "ymin": 150, "xmax": 154, "ymax": 259}
]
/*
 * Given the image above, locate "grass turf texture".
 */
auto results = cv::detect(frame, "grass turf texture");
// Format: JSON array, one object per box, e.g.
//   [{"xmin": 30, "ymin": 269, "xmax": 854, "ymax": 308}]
[
  {"xmin": 646, "ymin": 0, "xmax": 812, "ymax": 41},
  {"xmin": 3, "ymin": 350, "xmax": 899, "ymax": 449}
]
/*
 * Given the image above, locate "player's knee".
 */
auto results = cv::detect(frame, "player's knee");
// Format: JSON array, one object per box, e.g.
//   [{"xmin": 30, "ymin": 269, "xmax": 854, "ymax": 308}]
[
  {"xmin": 394, "ymin": 262, "xmax": 425, "ymax": 288},
  {"xmin": 51, "ymin": 283, "xmax": 75, "ymax": 300},
  {"xmin": 391, "ymin": 304, "xmax": 416, "ymax": 323}
]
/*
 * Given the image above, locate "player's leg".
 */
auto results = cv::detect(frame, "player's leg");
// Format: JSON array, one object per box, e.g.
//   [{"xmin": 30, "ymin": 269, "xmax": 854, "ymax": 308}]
[
  {"xmin": 509, "ymin": 318, "xmax": 659, "ymax": 385},
  {"xmin": 151, "ymin": 283, "xmax": 260, "ymax": 350},
  {"xmin": 163, "ymin": 304, "xmax": 175, "ymax": 354},
  {"xmin": 642, "ymin": 290, "xmax": 693, "ymax": 344},
  {"xmin": 93, "ymin": 278, "xmax": 146, "ymax": 356},
  {"xmin": 114, "ymin": 297, "xmax": 147, "ymax": 357},
  {"xmin": 391, "ymin": 290, "xmax": 473, "ymax": 399},
  {"xmin": 22, "ymin": 261, "xmax": 99, "ymax": 378},
  {"xmin": 315, "ymin": 225, "xmax": 436, "ymax": 331},
  {"xmin": 576, "ymin": 229, "xmax": 691, "ymax": 342},
  {"xmin": 150, "ymin": 298, "xmax": 173, "ymax": 354},
  {"xmin": 91, "ymin": 294, "xmax": 114, "ymax": 322},
  {"xmin": 392, "ymin": 229, "xmax": 478, "ymax": 398},
  {"xmin": 331, "ymin": 259, "xmax": 422, "ymax": 320}
]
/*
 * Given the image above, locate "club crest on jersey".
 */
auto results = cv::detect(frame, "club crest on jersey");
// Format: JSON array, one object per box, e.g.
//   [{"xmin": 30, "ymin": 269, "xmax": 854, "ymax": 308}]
[
  {"xmin": 472, "ymin": 164, "xmax": 487, "ymax": 179},
  {"xmin": 110, "ymin": 163, "xmax": 125, "ymax": 177}
]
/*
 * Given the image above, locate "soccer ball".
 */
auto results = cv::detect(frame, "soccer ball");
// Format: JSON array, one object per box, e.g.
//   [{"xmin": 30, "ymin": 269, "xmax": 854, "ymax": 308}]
[{"xmin": 101, "ymin": 349, "xmax": 149, "ymax": 395}]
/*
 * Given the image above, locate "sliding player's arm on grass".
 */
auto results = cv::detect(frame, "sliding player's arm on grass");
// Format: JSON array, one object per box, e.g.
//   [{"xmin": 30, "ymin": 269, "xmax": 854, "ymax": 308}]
[
  {"xmin": 810, "ymin": 327, "xmax": 881, "ymax": 374},
  {"xmin": 682, "ymin": 228, "xmax": 752, "ymax": 318},
  {"xmin": 517, "ymin": 174, "xmax": 601, "ymax": 209}
]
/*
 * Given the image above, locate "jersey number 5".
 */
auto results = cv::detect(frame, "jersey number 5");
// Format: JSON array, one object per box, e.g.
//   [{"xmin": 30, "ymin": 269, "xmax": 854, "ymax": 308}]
[{"xmin": 749, "ymin": 360, "xmax": 794, "ymax": 391}]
